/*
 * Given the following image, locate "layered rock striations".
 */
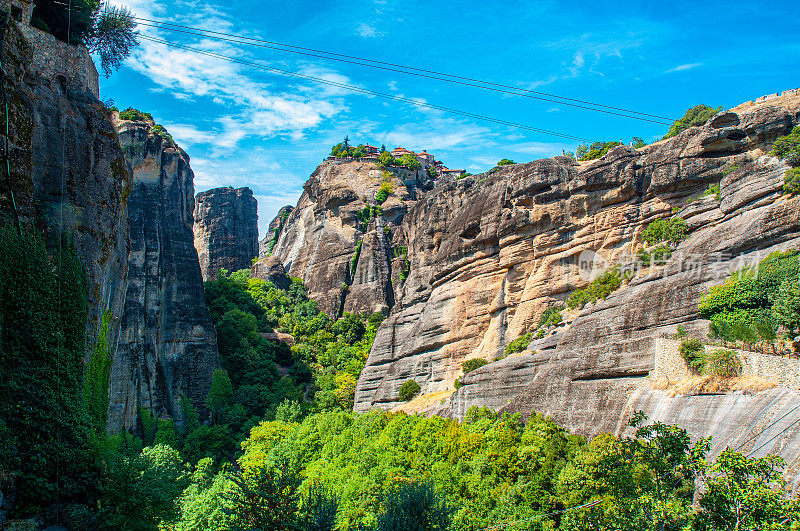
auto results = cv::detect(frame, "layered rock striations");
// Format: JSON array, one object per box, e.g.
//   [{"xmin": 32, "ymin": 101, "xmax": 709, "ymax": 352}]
[
  {"xmin": 270, "ymin": 161, "xmax": 429, "ymax": 316},
  {"xmin": 353, "ymin": 90, "xmax": 800, "ymax": 482},
  {"xmin": 193, "ymin": 186, "xmax": 259, "ymax": 279},
  {"xmin": 110, "ymin": 116, "xmax": 219, "ymax": 431}
]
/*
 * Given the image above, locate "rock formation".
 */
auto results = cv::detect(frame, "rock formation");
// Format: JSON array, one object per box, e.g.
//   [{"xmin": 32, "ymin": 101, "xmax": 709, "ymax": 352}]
[
  {"xmin": 0, "ymin": 15, "xmax": 130, "ymax": 362},
  {"xmin": 259, "ymin": 204, "xmax": 293, "ymax": 256},
  {"xmin": 270, "ymin": 162, "xmax": 430, "ymax": 316},
  {"xmin": 193, "ymin": 186, "xmax": 259, "ymax": 279},
  {"xmin": 251, "ymin": 255, "xmax": 291, "ymax": 290},
  {"xmin": 352, "ymin": 89, "xmax": 800, "ymax": 485},
  {"xmin": 110, "ymin": 116, "xmax": 219, "ymax": 431}
]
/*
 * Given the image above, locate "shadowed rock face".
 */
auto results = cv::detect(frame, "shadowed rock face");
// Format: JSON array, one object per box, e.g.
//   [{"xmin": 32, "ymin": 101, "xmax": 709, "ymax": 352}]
[
  {"xmin": 354, "ymin": 90, "xmax": 800, "ymax": 480},
  {"xmin": 271, "ymin": 161, "xmax": 428, "ymax": 316},
  {"xmin": 193, "ymin": 186, "xmax": 259, "ymax": 279},
  {"xmin": 0, "ymin": 18, "xmax": 131, "ymax": 359},
  {"xmin": 110, "ymin": 118, "xmax": 219, "ymax": 431},
  {"xmin": 259, "ymin": 205, "xmax": 293, "ymax": 257},
  {"xmin": 251, "ymin": 255, "xmax": 291, "ymax": 290}
]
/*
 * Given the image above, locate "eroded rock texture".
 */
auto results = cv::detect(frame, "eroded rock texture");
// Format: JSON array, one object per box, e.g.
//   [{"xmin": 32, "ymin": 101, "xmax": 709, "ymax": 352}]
[
  {"xmin": 194, "ymin": 186, "xmax": 258, "ymax": 279},
  {"xmin": 110, "ymin": 117, "xmax": 219, "ymax": 431},
  {"xmin": 0, "ymin": 18, "xmax": 130, "ymax": 353},
  {"xmin": 259, "ymin": 204, "xmax": 293, "ymax": 257},
  {"xmin": 271, "ymin": 161, "xmax": 428, "ymax": 316},
  {"xmin": 354, "ymin": 90, "xmax": 800, "ymax": 479}
]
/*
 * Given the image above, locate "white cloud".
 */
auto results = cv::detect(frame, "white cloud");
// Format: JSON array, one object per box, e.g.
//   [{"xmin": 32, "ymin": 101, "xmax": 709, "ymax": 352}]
[
  {"xmin": 356, "ymin": 22, "xmax": 381, "ymax": 38},
  {"xmin": 664, "ymin": 62, "xmax": 702, "ymax": 73}
]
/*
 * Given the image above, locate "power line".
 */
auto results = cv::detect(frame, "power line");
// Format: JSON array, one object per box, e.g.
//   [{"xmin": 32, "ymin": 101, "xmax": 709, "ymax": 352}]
[
  {"xmin": 731, "ymin": 402, "xmax": 800, "ymax": 455},
  {"xmin": 132, "ymin": 16, "xmax": 675, "ymax": 126},
  {"xmin": 138, "ymin": 34, "xmax": 592, "ymax": 142}
]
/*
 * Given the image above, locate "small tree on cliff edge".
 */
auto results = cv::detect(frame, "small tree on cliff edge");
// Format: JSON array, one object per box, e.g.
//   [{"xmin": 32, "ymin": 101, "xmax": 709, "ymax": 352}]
[
  {"xmin": 31, "ymin": 2, "xmax": 138, "ymax": 77},
  {"xmin": 88, "ymin": 5, "xmax": 140, "ymax": 77}
]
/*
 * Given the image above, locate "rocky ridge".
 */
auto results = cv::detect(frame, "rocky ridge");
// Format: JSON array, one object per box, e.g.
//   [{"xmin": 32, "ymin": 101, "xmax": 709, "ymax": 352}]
[
  {"xmin": 110, "ymin": 116, "xmax": 220, "ymax": 431},
  {"xmin": 269, "ymin": 161, "xmax": 430, "ymax": 316},
  {"xmin": 193, "ymin": 186, "xmax": 259, "ymax": 279},
  {"xmin": 350, "ymin": 89, "xmax": 800, "ymax": 485}
]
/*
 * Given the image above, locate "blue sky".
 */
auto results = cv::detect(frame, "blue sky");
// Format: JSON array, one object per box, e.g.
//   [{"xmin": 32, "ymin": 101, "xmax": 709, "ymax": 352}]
[{"xmin": 104, "ymin": 0, "xmax": 800, "ymax": 237}]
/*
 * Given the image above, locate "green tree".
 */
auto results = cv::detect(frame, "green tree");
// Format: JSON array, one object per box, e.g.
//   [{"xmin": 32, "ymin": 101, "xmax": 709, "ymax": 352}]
[
  {"xmin": 87, "ymin": 4, "xmax": 139, "ymax": 77},
  {"xmin": 773, "ymin": 278, "xmax": 800, "ymax": 338},
  {"xmin": 375, "ymin": 481, "xmax": 452, "ymax": 531},
  {"xmin": 301, "ymin": 482, "xmax": 339, "ymax": 531},
  {"xmin": 694, "ymin": 449, "xmax": 793, "ymax": 530},
  {"xmin": 207, "ymin": 368, "xmax": 235, "ymax": 421},
  {"xmin": 497, "ymin": 158, "xmax": 515, "ymax": 166},
  {"xmin": 399, "ymin": 380, "xmax": 421, "ymax": 401},
  {"xmin": 223, "ymin": 459, "xmax": 301, "ymax": 531},
  {"xmin": 663, "ymin": 105, "xmax": 723, "ymax": 139}
]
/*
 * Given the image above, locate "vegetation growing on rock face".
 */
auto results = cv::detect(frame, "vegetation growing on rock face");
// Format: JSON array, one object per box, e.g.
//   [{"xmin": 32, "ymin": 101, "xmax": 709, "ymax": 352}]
[
  {"xmin": 576, "ymin": 140, "xmax": 622, "ymax": 161},
  {"xmin": 771, "ymin": 125, "xmax": 800, "ymax": 194},
  {"xmin": 566, "ymin": 266, "xmax": 626, "ymax": 309},
  {"xmin": 496, "ymin": 158, "xmax": 515, "ymax": 166},
  {"xmin": 663, "ymin": 104, "xmax": 724, "ymax": 139},
  {"xmin": 680, "ymin": 338, "xmax": 706, "ymax": 373},
  {"xmin": 699, "ymin": 250, "xmax": 800, "ymax": 347},
  {"xmin": 703, "ymin": 349, "xmax": 743, "ymax": 378},
  {"xmin": 505, "ymin": 333, "xmax": 532, "ymax": 356},
  {"xmin": 462, "ymin": 358, "xmax": 488, "ymax": 373},
  {"xmin": 642, "ymin": 216, "xmax": 688, "ymax": 246},
  {"xmin": 399, "ymin": 379, "xmax": 421, "ymax": 401}
]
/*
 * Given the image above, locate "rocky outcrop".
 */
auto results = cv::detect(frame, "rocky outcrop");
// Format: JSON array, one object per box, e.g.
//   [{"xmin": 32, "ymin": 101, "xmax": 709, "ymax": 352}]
[
  {"xmin": 259, "ymin": 204, "xmax": 292, "ymax": 256},
  {"xmin": 110, "ymin": 117, "xmax": 219, "ymax": 431},
  {"xmin": 354, "ymin": 89, "xmax": 800, "ymax": 477},
  {"xmin": 193, "ymin": 186, "xmax": 258, "ymax": 279},
  {"xmin": 0, "ymin": 16, "xmax": 130, "ymax": 359},
  {"xmin": 251, "ymin": 255, "xmax": 291, "ymax": 290},
  {"xmin": 270, "ymin": 161, "xmax": 429, "ymax": 316}
]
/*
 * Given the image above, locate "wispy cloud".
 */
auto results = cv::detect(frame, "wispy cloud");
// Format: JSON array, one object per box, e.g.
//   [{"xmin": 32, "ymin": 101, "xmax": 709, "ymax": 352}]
[
  {"xmin": 356, "ymin": 22, "xmax": 381, "ymax": 38},
  {"xmin": 664, "ymin": 62, "xmax": 702, "ymax": 73}
]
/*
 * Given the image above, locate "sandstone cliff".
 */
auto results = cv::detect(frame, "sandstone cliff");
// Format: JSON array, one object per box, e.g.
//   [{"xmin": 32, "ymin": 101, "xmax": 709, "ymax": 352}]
[
  {"xmin": 259, "ymin": 204, "xmax": 293, "ymax": 257},
  {"xmin": 110, "ymin": 117, "xmax": 219, "ymax": 431},
  {"xmin": 353, "ymin": 89, "xmax": 800, "ymax": 484},
  {"xmin": 193, "ymin": 186, "xmax": 259, "ymax": 279},
  {"xmin": 270, "ymin": 161, "xmax": 430, "ymax": 316},
  {"xmin": 0, "ymin": 16, "xmax": 130, "ymax": 363}
]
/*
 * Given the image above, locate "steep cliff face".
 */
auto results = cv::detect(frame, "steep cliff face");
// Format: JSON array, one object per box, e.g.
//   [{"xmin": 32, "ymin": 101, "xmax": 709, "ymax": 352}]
[
  {"xmin": 109, "ymin": 117, "xmax": 219, "ymax": 431},
  {"xmin": 354, "ymin": 89, "xmax": 800, "ymax": 477},
  {"xmin": 193, "ymin": 186, "xmax": 259, "ymax": 279},
  {"xmin": 259, "ymin": 204, "xmax": 293, "ymax": 257},
  {"xmin": 0, "ymin": 17, "xmax": 130, "ymax": 354},
  {"xmin": 270, "ymin": 161, "xmax": 428, "ymax": 316}
]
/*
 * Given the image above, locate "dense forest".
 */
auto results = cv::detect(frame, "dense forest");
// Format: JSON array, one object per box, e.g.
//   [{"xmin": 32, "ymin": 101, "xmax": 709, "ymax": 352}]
[{"xmin": 1, "ymin": 226, "xmax": 798, "ymax": 529}]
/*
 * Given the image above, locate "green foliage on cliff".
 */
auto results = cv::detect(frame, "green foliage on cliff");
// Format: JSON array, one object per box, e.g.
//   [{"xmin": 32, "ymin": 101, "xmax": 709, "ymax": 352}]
[
  {"xmin": 566, "ymin": 266, "xmax": 625, "ymax": 309},
  {"xmin": 680, "ymin": 338, "xmax": 706, "ymax": 373},
  {"xmin": 505, "ymin": 333, "xmax": 532, "ymax": 356},
  {"xmin": 663, "ymin": 105, "xmax": 723, "ymax": 139},
  {"xmin": 461, "ymin": 358, "xmax": 488, "ymax": 373},
  {"xmin": 497, "ymin": 158, "xmax": 516, "ymax": 166},
  {"xmin": 703, "ymin": 349, "xmax": 742, "ymax": 378},
  {"xmin": 398, "ymin": 379, "xmax": 421, "ymax": 401},
  {"xmin": 375, "ymin": 180, "xmax": 393, "ymax": 203},
  {"xmin": 642, "ymin": 216, "xmax": 688, "ymax": 245},
  {"xmin": 119, "ymin": 107, "xmax": 154, "ymax": 122},
  {"xmin": 0, "ymin": 227, "xmax": 101, "ymax": 515},
  {"xmin": 771, "ymin": 126, "xmax": 800, "ymax": 194},
  {"xmin": 576, "ymin": 140, "xmax": 622, "ymax": 161},
  {"xmin": 698, "ymin": 250, "xmax": 800, "ymax": 343},
  {"xmin": 84, "ymin": 309, "xmax": 113, "ymax": 434}
]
